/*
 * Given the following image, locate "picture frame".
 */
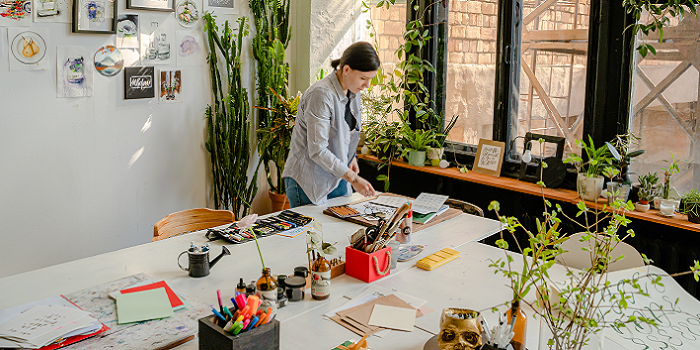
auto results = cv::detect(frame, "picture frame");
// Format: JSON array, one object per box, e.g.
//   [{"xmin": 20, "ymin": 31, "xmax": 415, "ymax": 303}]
[
  {"xmin": 472, "ymin": 139, "xmax": 506, "ymax": 177},
  {"xmin": 124, "ymin": 66, "xmax": 155, "ymax": 100},
  {"xmin": 72, "ymin": 0, "xmax": 118, "ymax": 34},
  {"xmin": 127, "ymin": 0, "xmax": 175, "ymax": 12}
]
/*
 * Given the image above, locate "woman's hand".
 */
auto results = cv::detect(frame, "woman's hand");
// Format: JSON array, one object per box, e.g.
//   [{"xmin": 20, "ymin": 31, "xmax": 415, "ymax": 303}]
[
  {"xmin": 349, "ymin": 157, "xmax": 360, "ymax": 174},
  {"xmin": 343, "ymin": 169, "xmax": 376, "ymax": 197}
]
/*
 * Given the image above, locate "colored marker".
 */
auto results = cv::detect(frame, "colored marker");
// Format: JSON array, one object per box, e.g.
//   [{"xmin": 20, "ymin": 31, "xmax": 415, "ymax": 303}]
[
  {"xmin": 217, "ymin": 289, "xmax": 225, "ymax": 315},
  {"xmin": 242, "ymin": 319, "xmax": 250, "ymax": 330},
  {"xmin": 223, "ymin": 305, "xmax": 234, "ymax": 319},
  {"xmin": 248, "ymin": 316, "xmax": 259, "ymax": 330},
  {"xmin": 211, "ymin": 306, "xmax": 226, "ymax": 324}
]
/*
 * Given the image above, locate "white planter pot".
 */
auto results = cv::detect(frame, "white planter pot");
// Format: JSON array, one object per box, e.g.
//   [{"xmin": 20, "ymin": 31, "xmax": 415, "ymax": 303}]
[
  {"xmin": 426, "ymin": 148, "xmax": 444, "ymax": 166},
  {"xmin": 577, "ymin": 174, "xmax": 604, "ymax": 202},
  {"xmin": 635, "ymin": 202, "xmax": 650, "ymax": 212}
]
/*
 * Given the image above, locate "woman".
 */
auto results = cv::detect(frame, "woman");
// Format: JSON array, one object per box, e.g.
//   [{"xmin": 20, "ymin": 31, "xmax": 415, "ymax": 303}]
[{"xmin": 283, "ymin": 42, "xmax": 379, "ymax": 207}]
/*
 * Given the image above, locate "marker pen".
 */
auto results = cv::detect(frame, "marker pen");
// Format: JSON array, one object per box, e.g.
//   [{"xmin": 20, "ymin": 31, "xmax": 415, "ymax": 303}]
[
  {"xmin": 217, "ymin": 290, "xmax": 224, "ymax": 315},
  {"xmin": 211, "ymin": 306, "xmax": 227, "ymax": 324},
  {"xmin": 223, "ymin": 306, "xmax": 234, "ymax": 319},
  {"xmin": 248, "ymin": 316, "xmax": 259, "ymax": 330}
]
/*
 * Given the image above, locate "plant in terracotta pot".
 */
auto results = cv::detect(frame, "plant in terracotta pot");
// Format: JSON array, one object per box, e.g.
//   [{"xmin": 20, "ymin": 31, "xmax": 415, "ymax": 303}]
[
  {"xmin": 565, "ymin": 136, "xmax": 615, "ymax": 202},
  {"xmin": 681, "ymin": 188, "xmax": 700, "ymax": 224},
  {"xmin": 400, "ymin": 124, "xmax": 439, "ymax": 167},
  {"xmin": 635, "ymin": 172, "xmax": 658, "ymax": 212}
]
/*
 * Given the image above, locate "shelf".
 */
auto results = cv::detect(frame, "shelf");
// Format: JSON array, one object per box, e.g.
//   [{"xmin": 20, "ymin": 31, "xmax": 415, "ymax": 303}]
[{"xmin": 359, "ymin": 154, "xmax": 700, "ymax": 232}]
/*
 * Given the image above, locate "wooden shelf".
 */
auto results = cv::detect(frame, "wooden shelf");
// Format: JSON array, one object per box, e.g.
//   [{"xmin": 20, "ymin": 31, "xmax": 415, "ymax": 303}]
[{"xmin": 359, "ymin": 154, "xmax": 700, "ymax": 232}]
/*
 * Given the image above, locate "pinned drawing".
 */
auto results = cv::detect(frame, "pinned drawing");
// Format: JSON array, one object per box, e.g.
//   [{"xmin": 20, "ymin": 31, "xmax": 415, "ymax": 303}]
[
  {"xmin": 205, "ymin": 0, "xmax": 235, "ymax": 13},
  {"xmin": 124, "ymin": 66, "xmax": 155, "ymax": 99},
  {"xmin": 176, "ymin": 30, "xmax": 205, "ymax": 66},
  {"xmin": 33, "ymin": 0, "xmax": 70, "ymax": 23},
  {"xmin": 175, "ymin": 0, "xmax": 197, "ymax": 27},
  {"xmin": 57, "ymin": 46, "xmax": 93, "ymax": 98},
  {"xmin": 0, "ymin": 0, "xmax": 32, "ymax": 26},
  {"xmin": 116, "ymin": 14, "xmax": 138, "ymax": 48},
  {"xmin": 159, "ymin": 70, "xmax": 181, "ymax": 104},
  {"xmin": 94, "ymin": 45, "xmax": 124, "ymax": 76},
  {"xmin": 140, "ymin": 15, "xmax": 174, "ymax": 65},
  {"xmin": 8, "ymin": 28, "xmax": 49, "ymax": 70}
]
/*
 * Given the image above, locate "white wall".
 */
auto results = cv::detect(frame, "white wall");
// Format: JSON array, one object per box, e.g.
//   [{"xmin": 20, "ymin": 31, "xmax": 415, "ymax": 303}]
[{"xmin": 0, "ymin": 1, "xmax": 268, "ymax": 278}]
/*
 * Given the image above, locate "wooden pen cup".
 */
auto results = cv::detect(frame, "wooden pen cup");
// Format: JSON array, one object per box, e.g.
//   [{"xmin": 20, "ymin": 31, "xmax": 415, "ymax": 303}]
[{"xmin": 198, "ymin": 315, "xmax": 280, "ymax": 350}]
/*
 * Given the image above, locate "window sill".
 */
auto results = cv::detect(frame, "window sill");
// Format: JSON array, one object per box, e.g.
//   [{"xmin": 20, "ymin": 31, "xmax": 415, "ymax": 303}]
[{"xmin": 358, "ymin": 154, "xmax": 700, "ymax": 232}]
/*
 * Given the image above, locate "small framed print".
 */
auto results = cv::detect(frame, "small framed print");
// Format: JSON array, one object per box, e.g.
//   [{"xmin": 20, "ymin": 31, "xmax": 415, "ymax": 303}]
[
  {"xmin": 72, "ymin": 0, "xmax": 118, "ymax": 34},
  {"xmin": 472, "ymin": 139, "xmax": 506, "ymax": 177},
  {"xmin": 124, "ymin": 66, "xmax": 155, "ymax": 99},
  {"xmin": 127, "ymin": 0, "xmax": 175, "ymax": 12}
]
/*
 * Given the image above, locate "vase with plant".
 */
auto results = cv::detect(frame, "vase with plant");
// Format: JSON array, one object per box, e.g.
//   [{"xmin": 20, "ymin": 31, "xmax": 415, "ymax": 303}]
[
  {"xmin": 635, "ymin": 172, "xmax": 658, "ymax": 212},
  {"xmin": 565, "ymin": 136, "xmax": 615, "ymax": 202},
  {"xmin": 681, "ymin": 188, "xmax": 700, "ymax": 224},
  {"xmin": 400, "ymin": 125, "xmax": 439, "ymax": 167},
  {"xmin": 306, "ymin": 221, "xmax": 337, "ymax": 300},
  {"xmin": 203, "ymin": 14, "xmax": 258, "ymax": 219}
]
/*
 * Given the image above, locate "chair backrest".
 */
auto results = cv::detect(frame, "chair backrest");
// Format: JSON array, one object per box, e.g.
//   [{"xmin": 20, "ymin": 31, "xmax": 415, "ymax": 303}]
[
  {"xmin": 445, "ymin": 198, "xmax": 484, "ymax": 217},
  {"xmin": 555, "ymin": 232, "xmax": 645, "ymax": 272},
  {"xmin": 153, "ymin": 208, "xmax": 235, "ymax": 242}
]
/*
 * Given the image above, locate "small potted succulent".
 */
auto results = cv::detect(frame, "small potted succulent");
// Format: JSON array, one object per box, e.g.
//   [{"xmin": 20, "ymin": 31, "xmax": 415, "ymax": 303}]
[
  {"xmin": 681, "ymin": 189, "xmax": 700, "ymax": 224},
  {"xmin": 635, "ymin": 172, "xmax": 658, "ymax": 212}
]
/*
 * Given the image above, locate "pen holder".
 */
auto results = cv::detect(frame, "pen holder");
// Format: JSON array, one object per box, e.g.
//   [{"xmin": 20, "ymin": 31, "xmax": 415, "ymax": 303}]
[
  {"xmin": 345, "ymin": 246, "xmax": 391, "ymax": 283},
  {"xmin": 199, "ymin": 315, "xmax": 280, "ymax": 350}
]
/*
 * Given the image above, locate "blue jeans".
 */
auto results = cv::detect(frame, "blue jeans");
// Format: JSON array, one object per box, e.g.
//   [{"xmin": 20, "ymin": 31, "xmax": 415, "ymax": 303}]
[{"xmin": 284, "ymin": 177, "xmax": 351, "ymax": 208}]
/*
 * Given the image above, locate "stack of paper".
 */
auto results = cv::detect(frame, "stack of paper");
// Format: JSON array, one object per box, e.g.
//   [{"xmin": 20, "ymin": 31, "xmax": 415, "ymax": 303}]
[
  {"xmin": 0, "ymin": 302, "xmax": 104, "ymax": 349},
  {"xmin": 109, "ymin": 280, "xmax": 180, "ymax": 324}
]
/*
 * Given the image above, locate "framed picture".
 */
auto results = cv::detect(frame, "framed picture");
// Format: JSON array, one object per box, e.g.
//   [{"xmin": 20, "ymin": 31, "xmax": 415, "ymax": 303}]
[
  {"xmin": 124, "ymin": 66, "xmax": 155, "ymax": 99},
  {"xmin": 127, "ymin": 0, "xmax": 174, "ymax": 12},
  {"xmin": 72, "ymin": 0, "xmax": 117, "ymax": 34},
  {"xmin": 472, "ymin": 139, "xmax": 506, "ymax": 177}
]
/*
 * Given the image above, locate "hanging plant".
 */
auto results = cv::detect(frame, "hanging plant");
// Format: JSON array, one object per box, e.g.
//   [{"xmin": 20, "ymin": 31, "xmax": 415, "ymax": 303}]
[{"xmin": 623, "ymin": 0, "xmax": 700, "ymax": 57}]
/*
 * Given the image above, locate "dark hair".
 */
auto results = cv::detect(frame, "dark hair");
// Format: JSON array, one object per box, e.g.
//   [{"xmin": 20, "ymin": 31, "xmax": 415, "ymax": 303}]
[{"xmin": 330, "ymin": 41, "xmax": 380, "ymax": 72}]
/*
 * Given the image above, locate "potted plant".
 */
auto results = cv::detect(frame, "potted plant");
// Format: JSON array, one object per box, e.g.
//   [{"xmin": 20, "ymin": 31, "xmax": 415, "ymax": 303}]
[
  {"xmin": 655, "ymin": 152, "xmax": 681, "ymax": 210},
  {"xmin": 426, "ymin": 115, "xmax": 458, "ymax": 166},
  {"xmin": 400, "ymin": 125, "xmax": 438, "ymax": 167},
  {"xmin": 635, "ymin": 172, "xmax": 658, "ymax": 212},
  {"xmin": 255, "ymin": 89, "xmax": 301, "ymax": 211},
  {"xmin": 565, "ymin": 136, "xmax": 614, "ymax": 202},
  {"xmin": 681, "ymin": 189, "xmax": 700, "ymax": 224},
  {"xmin": 605, "ymin": 132, "xmax": 644, "ymax": 203}
]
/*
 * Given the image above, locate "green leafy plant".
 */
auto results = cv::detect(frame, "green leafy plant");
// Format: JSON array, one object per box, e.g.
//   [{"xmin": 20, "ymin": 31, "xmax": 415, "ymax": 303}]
[
  {"xmin": 681, "ymin": 188, "xmax": 700, "ymax": 218},
  {"xmin": 637, "ymin": 172, "xmax": 659, "ymax": 203},
  {"xmin": 250, "ymin": 0, "xmax": 291, "ymax": 195},
  {"xmin": 661, "ymin": 152, "xmax": 680, "ymax": 199},
  {"xmin": 400, "ymin": 124, "xmax": 438, "ymax": 153},
  {"xmin": 565, "ymin": 135, "xmax": 615, "ymax": 178},
  {"xmin": 306, "ymin": 221, "xmax": 337, "ymax": 268},
  {"xmin": 623, "ymin": 0, "xmax": 700, "ymax": 58},
  {"xmin": 605, "ymin": 132, "xmax": 645, "ymax": 184},
  {"xmin": 203, "ymin": 13, "xmax": 258, "ymax": 218}
]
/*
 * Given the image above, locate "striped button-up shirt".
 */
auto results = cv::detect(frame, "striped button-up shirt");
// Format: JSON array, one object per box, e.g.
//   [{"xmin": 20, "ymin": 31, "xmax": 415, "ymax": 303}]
[{"xmin": 282, "ymin": 72, "xmax": 361, "ymax": 204}]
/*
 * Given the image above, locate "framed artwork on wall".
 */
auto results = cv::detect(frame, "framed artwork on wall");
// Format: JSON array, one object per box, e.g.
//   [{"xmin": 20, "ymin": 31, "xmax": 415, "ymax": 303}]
[
  {"xmin": 124, "ymin": 66, "xmax": 155, "ymax": 99},
  {"xmin": 127, "ymin": 0, "xmax": 174, "ymax": 12},
  {"xmin": 472, "ymin": 139, "xmax": 506, "ymax": 177},
  {"xmin": 72, "ymin": 0, "xmax": 117, "ymax": 34}
]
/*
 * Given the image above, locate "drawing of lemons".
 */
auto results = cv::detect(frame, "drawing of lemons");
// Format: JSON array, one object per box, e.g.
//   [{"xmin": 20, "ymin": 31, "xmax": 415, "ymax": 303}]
[{"xmin": 12, "ymin": 31, "xmax": 46, "ymax": 65}]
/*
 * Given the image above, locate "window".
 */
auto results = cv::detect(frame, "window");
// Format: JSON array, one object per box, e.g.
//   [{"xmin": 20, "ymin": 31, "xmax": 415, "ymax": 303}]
[
  {"xmin": 629, "ymin": 11, "xmax": 700, "ymax": 193},
  {"xmin": 509, "ymin": 0, "xmax": 591, "ymax": 159}
]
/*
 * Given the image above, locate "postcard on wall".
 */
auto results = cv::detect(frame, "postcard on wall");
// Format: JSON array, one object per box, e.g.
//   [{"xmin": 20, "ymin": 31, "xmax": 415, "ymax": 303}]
[
  {"xmin": 140, "ymin": 14, "xmax": 175, "ymax": 65},
  {"xmin": 8, "ymin": 27, "xmax": 49, "ymax": 70},
  {"xmin": 116, "ymin": 14, "xmax": 139, "ymax": 48},
  {"xmin": 159, "ymin": 70, "xmax": 181, "ymax": 104},
  {"xmin": 0, "ymin": 0, "xmax": 32, "ymax": 26},
  {"xmin": 33, "ymin": 0, "xmax": 71, "ymax": 23},
  {"xmin": 472, "ymin": 139, "xmax": 505, "ymax": 177},
  {"xmin": 57, "ymin": 46, "xmax": 93, "ymax": 98},
  {"xmin": 124, "ymin": 66, "xmax": 155, "ymax": 99},
  {"xmin": 204, "ymin": 0, "xmax": 235, "ymax": 13},
  {"xmin": 175, "ymin": 30, "xmax": 205, "ymax": 66}
]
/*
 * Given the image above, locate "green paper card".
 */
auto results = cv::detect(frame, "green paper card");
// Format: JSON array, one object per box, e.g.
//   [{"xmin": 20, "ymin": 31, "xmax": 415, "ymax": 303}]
[{"xmin": 116, "ymin": 287, "xmax": 174, "ymax": 324}]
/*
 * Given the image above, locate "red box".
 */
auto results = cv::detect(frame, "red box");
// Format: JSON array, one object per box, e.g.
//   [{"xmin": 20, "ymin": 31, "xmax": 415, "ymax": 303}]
[{"xmin": 345, "ymin": 246, "xmax": 391, "ymax": 283}]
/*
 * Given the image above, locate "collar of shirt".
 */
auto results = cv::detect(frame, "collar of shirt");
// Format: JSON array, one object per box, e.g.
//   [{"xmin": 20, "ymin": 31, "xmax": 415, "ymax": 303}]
[{"xmin": 330, "ymin": 70, "xmax": 357, "ymax": 103}]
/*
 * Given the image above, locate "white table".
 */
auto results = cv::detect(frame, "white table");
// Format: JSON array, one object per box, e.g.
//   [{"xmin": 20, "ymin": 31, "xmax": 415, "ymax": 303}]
[{"xmin": 0, "ymin": 193, "xmax": 503, "ymax": 349}]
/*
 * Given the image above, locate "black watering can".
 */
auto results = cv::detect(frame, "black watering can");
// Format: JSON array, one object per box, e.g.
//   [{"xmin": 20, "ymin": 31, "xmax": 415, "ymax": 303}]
[{"xmin": 178, "ymin": 245, "xmax": 230, "ymax": 277}]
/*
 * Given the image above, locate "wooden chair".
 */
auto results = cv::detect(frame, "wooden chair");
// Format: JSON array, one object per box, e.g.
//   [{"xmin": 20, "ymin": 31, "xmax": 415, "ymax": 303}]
[
  {"xmin": 445, "ymin": 198, "xmax": 484, "ymax": 217},
  {"xmin": 555, "ymin": 232, "xmax": 645, "ymax": 272},
  {"xmin": 153, "ymin": 208, "xmax": 235, "ymax": 242}
]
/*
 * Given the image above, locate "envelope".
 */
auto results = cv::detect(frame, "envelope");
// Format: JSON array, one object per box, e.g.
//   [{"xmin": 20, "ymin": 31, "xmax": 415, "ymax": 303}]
[{"xmin": 340, "ymin": 294, "xmax": 422, "ymax": 327}]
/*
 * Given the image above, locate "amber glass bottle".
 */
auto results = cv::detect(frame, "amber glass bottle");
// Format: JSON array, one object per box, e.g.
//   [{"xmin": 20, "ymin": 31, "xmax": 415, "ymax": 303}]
[
  {"xmin": 256, "ymin": 268, "xmax": 278, "ymax": 314},
  {"xmin": 506, "ymin": 301, "xmax": 527, "ymax": 350},
  {"xmin": 311, "ymin": 255, "xmax": 331, "ymax": 300}
]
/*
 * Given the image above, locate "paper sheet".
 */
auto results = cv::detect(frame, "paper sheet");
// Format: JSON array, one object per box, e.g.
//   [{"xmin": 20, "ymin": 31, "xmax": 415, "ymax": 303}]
[
  {"xmin": 367, "ymin": 304, "xmax": 416, "ymax": 331},
  {"xmin": 412, "ymin": 193, "xmax": 449, "ymax": 215},
  {"xmin": 116, "ymin": 288, "xmax": 174, "ymax": 324}
]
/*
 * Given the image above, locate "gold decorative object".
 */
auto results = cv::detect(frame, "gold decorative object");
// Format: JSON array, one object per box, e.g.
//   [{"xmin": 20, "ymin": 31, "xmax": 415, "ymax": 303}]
[{"xmin": 437, "ymin": 308, "xmax": 482, "ymax": 350}]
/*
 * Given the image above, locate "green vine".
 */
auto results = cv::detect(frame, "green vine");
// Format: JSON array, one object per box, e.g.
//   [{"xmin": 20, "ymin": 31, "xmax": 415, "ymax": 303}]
[{"xmin": 624, "ymin": 0, "xmax": 700, "ymax": 57}]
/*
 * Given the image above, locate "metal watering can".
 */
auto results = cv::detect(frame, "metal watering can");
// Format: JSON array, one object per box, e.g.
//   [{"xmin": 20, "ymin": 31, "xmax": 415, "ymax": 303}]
[{"xmin": 178, "ymin": 245, "xmax": 230, "ymax": 278}]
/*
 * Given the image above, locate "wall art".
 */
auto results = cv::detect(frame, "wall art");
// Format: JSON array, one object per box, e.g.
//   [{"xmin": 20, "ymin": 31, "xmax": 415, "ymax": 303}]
[
  {"xmin": 159, "ymin": 70, "xmax": 181, "ymax": 104},
  {"xmin": 33, "ymin": 0, "xmax": 71, "ymax": 23},
  {"xmin": 56, "ymin": 46, "xmax": 93, "ymax": 98},
  {"xmin": 127, "ymin": 0, "xmax": 172, "ymax": 12},
  {"xmin": 72, "ymin": 0, "xmax": 116, "ymax": 33},
  {"xmin": 175, "ymin": 30, "xmax": 205, "ymax": 66},
  {"xmin": 472, "ymin": 139, "xmax": 505, "ymax": 177},
  {"xmin": 8, "ymin": 28, "xmax": 49, "ymax": 70},
  {"xmin": 124, "ymin": 66, "xmax": 155, "ymax": 99},
  {"xmin": 140, "ymin": 15, "xmax": 174, "ymax": 65},
  {"xmin": 0, "ymin": 0, "xmax": 32, "ymax": 26},
  {"xmin": 204, "ymin": 0, "xmax": 234, "ymax": 13},
  {"xmin": 94, "ymin": 45, "xmax": 123, "ymax": 76},
  {"xmin": 175, "ymin": 0, "xmax": 197, "ymax": 27},
  {"xmin": 116, "ymin": 14, "xmax": 138, "ymax": 48}
]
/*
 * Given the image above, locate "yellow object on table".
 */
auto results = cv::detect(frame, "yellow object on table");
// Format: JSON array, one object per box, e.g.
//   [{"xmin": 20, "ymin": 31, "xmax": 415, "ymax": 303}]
[{"xmin": 416, "ymin": 248, "xmax": 460, "ymax": 271}]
